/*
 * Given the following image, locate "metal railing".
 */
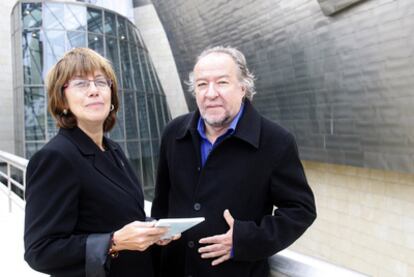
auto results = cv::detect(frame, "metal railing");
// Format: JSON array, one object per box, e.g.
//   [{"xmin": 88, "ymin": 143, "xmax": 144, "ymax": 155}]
[
  {"xmin": 0, "ymin": 150, "xmax": 27, "ymax": 212},
  {"xmin": 0, "ymin": 150, "xmax": 367, "ymax": 276}
]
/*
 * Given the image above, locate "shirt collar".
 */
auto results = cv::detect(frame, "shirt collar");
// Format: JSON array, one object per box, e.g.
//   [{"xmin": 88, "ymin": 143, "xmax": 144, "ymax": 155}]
[{"xmin": 197, "ymin": 102, "xmax": 245, "ymax": 140}]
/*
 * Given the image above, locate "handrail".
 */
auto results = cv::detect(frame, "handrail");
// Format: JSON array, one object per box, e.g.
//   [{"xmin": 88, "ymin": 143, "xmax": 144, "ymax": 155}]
[{"xmin": 0, "ymin": 150, "xmax": 28, "ymax": 212}]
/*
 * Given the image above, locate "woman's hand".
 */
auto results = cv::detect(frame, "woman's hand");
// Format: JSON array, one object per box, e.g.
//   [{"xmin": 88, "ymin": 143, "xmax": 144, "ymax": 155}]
[
  {"xmin": 155, "ymin": 233, "xmax": 182, "ymax": 246},
  {"xmin": 112, "ymin": 221, "xmax": 168, "ymax": 252}
]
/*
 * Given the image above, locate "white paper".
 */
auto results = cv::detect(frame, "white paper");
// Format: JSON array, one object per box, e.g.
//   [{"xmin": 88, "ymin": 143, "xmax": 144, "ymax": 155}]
[{"xmin": 155, "ymin": 217, "xmax": 205, "ymax": 239}]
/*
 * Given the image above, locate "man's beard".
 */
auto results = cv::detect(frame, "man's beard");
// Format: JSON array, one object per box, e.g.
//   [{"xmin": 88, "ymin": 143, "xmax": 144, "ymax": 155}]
[{"xmin": 202, "ymin": 113, "xmax": 231, "ymax": 128}]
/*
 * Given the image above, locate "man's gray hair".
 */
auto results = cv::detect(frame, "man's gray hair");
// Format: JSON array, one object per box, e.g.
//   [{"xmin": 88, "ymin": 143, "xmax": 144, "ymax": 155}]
[{"xmin": 187, "ymin": 46, "xmax": 256, "ymax": 100}]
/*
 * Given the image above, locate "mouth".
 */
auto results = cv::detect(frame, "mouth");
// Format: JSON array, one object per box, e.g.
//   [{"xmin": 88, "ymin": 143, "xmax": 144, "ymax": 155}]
[
  {"xmin": 206, "ymin": 104, "xmax": 222, "ymax": 109},
  {"xmin": 85, "ymin": 102, "xmax": 105, "ymax": 108}
]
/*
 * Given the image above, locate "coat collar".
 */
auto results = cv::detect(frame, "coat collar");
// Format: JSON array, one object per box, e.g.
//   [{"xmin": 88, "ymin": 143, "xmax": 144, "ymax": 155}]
[
  {"xmin": 59, "ymin": 127, "xmax": 143, "ymax": 207},
  {"xmin": 58, "ymin": 127, "xmax": 119, "ymax": 155},
  {"xmin": 177, "ymin": 100, "xmax": 261, "ymax": 149}
]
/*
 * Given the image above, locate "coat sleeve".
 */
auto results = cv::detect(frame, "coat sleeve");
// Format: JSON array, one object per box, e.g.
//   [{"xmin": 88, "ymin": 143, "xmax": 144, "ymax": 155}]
[
  {"xmin": 232, "ymin": 133, "xmax": 317, "ymax": 261},
  {"xmin": 24, "ymin": 148, "xmax": 110, "ymax": 276}
]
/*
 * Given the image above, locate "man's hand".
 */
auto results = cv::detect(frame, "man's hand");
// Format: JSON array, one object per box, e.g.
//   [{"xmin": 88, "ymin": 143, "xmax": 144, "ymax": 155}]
[{"xmin": 198, "ymin": 209, "xmax": 234, "ymax": 266}]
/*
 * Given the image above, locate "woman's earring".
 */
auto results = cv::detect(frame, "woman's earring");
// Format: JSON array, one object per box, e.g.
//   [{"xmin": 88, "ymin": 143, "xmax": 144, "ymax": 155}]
[
  {"xmin": 63, "ymin": 109, "xmax": 68, "ymax": 115},
  {"xmin": 110, "ymin": 104, "xmax": 114, "ymax": 111}
]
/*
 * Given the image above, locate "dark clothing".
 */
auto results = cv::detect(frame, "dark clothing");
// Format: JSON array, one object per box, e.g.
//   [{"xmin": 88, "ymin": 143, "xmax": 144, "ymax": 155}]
[
  {"xmin": 24, "ymin": 127, "xmax": 153, "ymax": 277},
  {"xmin": 151, "ymin": 100, "xmax": 316, "ymax": 277}
]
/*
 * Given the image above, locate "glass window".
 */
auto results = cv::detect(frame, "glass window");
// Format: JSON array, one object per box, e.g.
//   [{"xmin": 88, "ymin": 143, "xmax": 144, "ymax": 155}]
[
  {"xmin": 136, "ymin": 93, "xmax": 150, "ymax": 140},
  {"xmin": 146, "ymin": 93, "xmax": 160, "ymax": 139},
  {"xmin": 127, "ymin": 22, "xmax": 138, "ymax": 44},
  {"xmin": 88, "ymin": 33, "xmax": 104, "ymax": 56},
  {"xmin": 126, "ymin": 141, "xmax": 142, "ymax": 184},
  {"xmin": 43, "ymin": 31, "xmax": 65, "ymax": 73},
  {"xmin": 130, "ymin": 46, "xmax": 144, "ymax": 92},
  {"xmin": 64, "ymin": 4, "xmax": 86, "ymax": 31},
  {"xmin": 151, "ymin": 138, "xmax": 160, "ymax": 172},
  {"xmin": 110, "ymin": 90, "xmax": 125, "ymax": 140},
  {"xmin": 105, "ymin": 37, "xmax": 121, "ymax": 82},
  {"xmin": 45, "ymin": 3, "xmax": 86, "ymax": 31},
  {"xmin": 119, "ymin": 40, "xmax": 135, "ymax": 89},
  {"xmin": 154, "ymin": 94, "xmax": 166, "ymax": 131},
  {"xmin": 22, "ymin": 3, "xmax": 42, "ymax": 29},
  {"xmin": 43, "ymin": 2, "xmax": 64, "ymax": 30},
  {"xmin": 87, "ymin": 8, "xmax": 103, "ymax": 34},
  {"xmin": 24, "ymin": 87, "xmax": 45, "ymax": 141},
  {"xmin": 22, "ymin": 30, "xmax": 43, "ymax": 85},
  {"xmin": 140, "ymin": 140, "xmax": 154, "ymax": 192},
  {"xmin": 124, "ymin": 90, "xmax": 138, "ymax": 139},
  {"xmin": 117, "ymin": 17, "xmax": 127, "ymax": 41},
  {"xmin": 147, "ymin": 61, "xmax": 159, "ymax": 94},
  {"xmin": 104, "ymin": 12, "xmax": 117, "ymax": 36},
  {"xmin": 67, "ymin": 31, "xmax": 86, "ymax": 49},
  {"xmin": 135, "ymin": 29, "xmax": 144, "ymax": 48},
  {"xmin": 139, "ymin": 50, "xmax": 151, "ymax": 92},
  {"xmin": 47, "ymin": 111, "xmax": 58, "ymax": 140},
  {"xmin": 161, "ymin": 95, "xmax": 171, "ymax": 127}
]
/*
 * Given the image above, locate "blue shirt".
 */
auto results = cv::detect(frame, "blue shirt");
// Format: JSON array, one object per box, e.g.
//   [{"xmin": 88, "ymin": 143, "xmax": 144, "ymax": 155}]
[{"xmin": 197, "ymin": 103, "xmax": 245, "ymax": 167}]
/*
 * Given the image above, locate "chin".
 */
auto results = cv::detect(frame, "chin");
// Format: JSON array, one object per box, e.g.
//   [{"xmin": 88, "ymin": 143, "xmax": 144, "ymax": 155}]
[{"xmin": 204, "ymin": 117, "xmax": 228, "ymax": 127}]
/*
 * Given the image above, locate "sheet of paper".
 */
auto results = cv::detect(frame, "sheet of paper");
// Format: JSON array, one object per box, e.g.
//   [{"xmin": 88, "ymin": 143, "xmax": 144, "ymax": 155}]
[{"xmin": 155, "ymin": 217, "xmax": 205, "ymax": 239}]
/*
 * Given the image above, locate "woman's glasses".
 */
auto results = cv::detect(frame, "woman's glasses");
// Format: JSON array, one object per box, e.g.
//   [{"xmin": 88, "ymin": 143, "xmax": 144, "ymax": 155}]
[{"xmin": 64, "ymin": 78, "xmax": 112, "ymax": 92}]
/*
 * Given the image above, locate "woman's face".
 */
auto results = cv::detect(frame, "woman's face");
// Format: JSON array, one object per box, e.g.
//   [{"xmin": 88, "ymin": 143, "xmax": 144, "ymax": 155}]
[{"xmin": 64, "ymin": 70, "xmax": 112, "ymax": 131}]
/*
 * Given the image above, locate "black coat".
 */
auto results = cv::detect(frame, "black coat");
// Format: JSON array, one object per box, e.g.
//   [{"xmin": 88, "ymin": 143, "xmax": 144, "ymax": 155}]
[
  {"xmin": 24, "ymin": 127, "xmax": 153, "ymax": 277},
  {"xmin": 151, "ymin": 100, "xmax": 316, "ymax": 277}
]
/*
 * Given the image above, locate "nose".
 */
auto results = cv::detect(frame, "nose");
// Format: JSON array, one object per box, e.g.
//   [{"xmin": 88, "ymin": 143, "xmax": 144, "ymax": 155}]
[
  {"xmin": 86, "ymin": 80, "xmax": 99, "ymax": 96},
  {"xmin": 205, "ymin": 82, "xmax": 219, "ymax": 98}
]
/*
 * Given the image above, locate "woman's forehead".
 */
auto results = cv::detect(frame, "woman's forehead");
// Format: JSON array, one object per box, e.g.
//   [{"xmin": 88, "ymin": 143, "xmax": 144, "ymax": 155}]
[{"xmin": 70, "ymin": 69, "xmax": 106, "ymax": 79}]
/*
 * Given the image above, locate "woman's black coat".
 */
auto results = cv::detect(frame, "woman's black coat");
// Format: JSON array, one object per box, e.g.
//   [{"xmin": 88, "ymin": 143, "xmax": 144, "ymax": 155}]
[{"xmin": 24, "ymin": 127, "xmax": 153, "ymax": 277}]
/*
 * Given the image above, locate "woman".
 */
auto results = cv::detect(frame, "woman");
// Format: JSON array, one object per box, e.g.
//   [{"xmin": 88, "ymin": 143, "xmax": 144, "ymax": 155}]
[{"xmin": 24, "ymin": 48, "xmax": 171, "ymax": 276}]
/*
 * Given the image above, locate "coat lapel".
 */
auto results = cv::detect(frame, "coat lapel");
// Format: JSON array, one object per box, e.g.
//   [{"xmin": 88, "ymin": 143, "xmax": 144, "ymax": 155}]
[{"xmin": 59, "ymin": 127, "xmax": 144, "ymax": 208}]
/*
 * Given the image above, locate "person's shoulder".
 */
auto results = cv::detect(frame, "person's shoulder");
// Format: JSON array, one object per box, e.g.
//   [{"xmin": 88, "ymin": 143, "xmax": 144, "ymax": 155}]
[
  {"xmin": 261, "ymin": 115, "xmax": 291, "ymax": 136},
  {"xmin": 27, "ymin": 133, "xmax": 78, "ymax": 174},
  {"xmin": 162, "ymin": 112, "xmax": 195, "ymax": 135},
  {"xmin": 259, "ymin": 115, "xmax": 296, "ymax": 145},
  {"xmin": 168, "ymin": 112, "xmax": 194, "ymax": 127},
  {"xmin": 30, "ymin": 132, "xmax": 76, "ymax": 160}
]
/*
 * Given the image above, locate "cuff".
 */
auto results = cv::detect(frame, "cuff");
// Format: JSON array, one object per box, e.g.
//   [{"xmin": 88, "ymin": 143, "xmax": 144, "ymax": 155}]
[{"xmin": 85, "ymin": 233, "xmax": 112, "ymax": 277}]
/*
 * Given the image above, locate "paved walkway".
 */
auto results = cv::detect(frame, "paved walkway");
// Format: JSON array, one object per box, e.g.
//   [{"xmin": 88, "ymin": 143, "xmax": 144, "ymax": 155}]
[{"xmin": 0, "ymin": 192, "xmax": 46, "ymax": 276}]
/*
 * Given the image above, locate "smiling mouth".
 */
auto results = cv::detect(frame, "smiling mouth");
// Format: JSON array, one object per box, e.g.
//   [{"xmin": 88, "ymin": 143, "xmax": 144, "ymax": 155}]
[{"xmin": 86, "ymin": 102, "xmax": 104, "ymax": 107}]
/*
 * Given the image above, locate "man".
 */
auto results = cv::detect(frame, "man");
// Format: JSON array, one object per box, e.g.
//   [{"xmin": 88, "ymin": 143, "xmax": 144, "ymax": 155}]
[{"xmin": 151, "ymin": 46, "xmax": 316, "ymax": 277}]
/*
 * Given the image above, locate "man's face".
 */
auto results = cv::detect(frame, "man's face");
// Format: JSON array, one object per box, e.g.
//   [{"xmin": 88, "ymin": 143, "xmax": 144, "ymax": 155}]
[{"xmin": 194, "ymin": 53, "xmax": 245, "ymax": 128}]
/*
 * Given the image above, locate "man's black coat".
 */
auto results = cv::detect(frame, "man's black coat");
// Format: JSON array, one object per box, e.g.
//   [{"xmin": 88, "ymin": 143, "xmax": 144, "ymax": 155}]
[
  {"xmin": 24, "ymin": 127, "xmax": 153, "ymax": 277},
  {"xmin": 151, "ymin": 100, "xmax": 317, "ymax": 277}
]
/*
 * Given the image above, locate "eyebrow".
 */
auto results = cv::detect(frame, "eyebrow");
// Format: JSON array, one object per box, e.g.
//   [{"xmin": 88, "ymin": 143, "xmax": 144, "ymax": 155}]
[
  {"xmin": 72, "ymin": 74, "xmax": 106, "ymax": 79},
  {"xmin": 195, "ymin": 75, "xmax": 231, "ymax": 82}
]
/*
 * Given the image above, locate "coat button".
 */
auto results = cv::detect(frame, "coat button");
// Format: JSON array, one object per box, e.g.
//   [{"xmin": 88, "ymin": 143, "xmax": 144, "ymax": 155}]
[
  {"xmin": 193, "ymin": 203, "xmax": 201, "ymax": 211},
  {"xmin": 188, "ymin": 240, "xmax": 195, "ymax": 248}
]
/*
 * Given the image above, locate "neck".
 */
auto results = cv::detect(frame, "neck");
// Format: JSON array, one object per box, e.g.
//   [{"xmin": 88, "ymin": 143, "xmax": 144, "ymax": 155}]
[
  {"xmin": 204, "ymin": 123, "xmax": 230, "ymax": 144},
  {"xmin": 77, "ymin": 123, "xmax": 105, "ymax": 151}
]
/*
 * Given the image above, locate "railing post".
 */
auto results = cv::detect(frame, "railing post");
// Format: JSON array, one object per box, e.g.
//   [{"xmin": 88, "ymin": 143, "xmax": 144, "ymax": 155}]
[{"xmin": 7, "ymin": 163, "xmax": 11, "ymax": 212}]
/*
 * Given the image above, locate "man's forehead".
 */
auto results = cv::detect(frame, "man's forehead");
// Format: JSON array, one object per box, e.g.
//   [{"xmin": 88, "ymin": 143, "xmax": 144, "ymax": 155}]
[{"xmin": 194, "ymin": 53, "xmax": 237, "ymax": 73}]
